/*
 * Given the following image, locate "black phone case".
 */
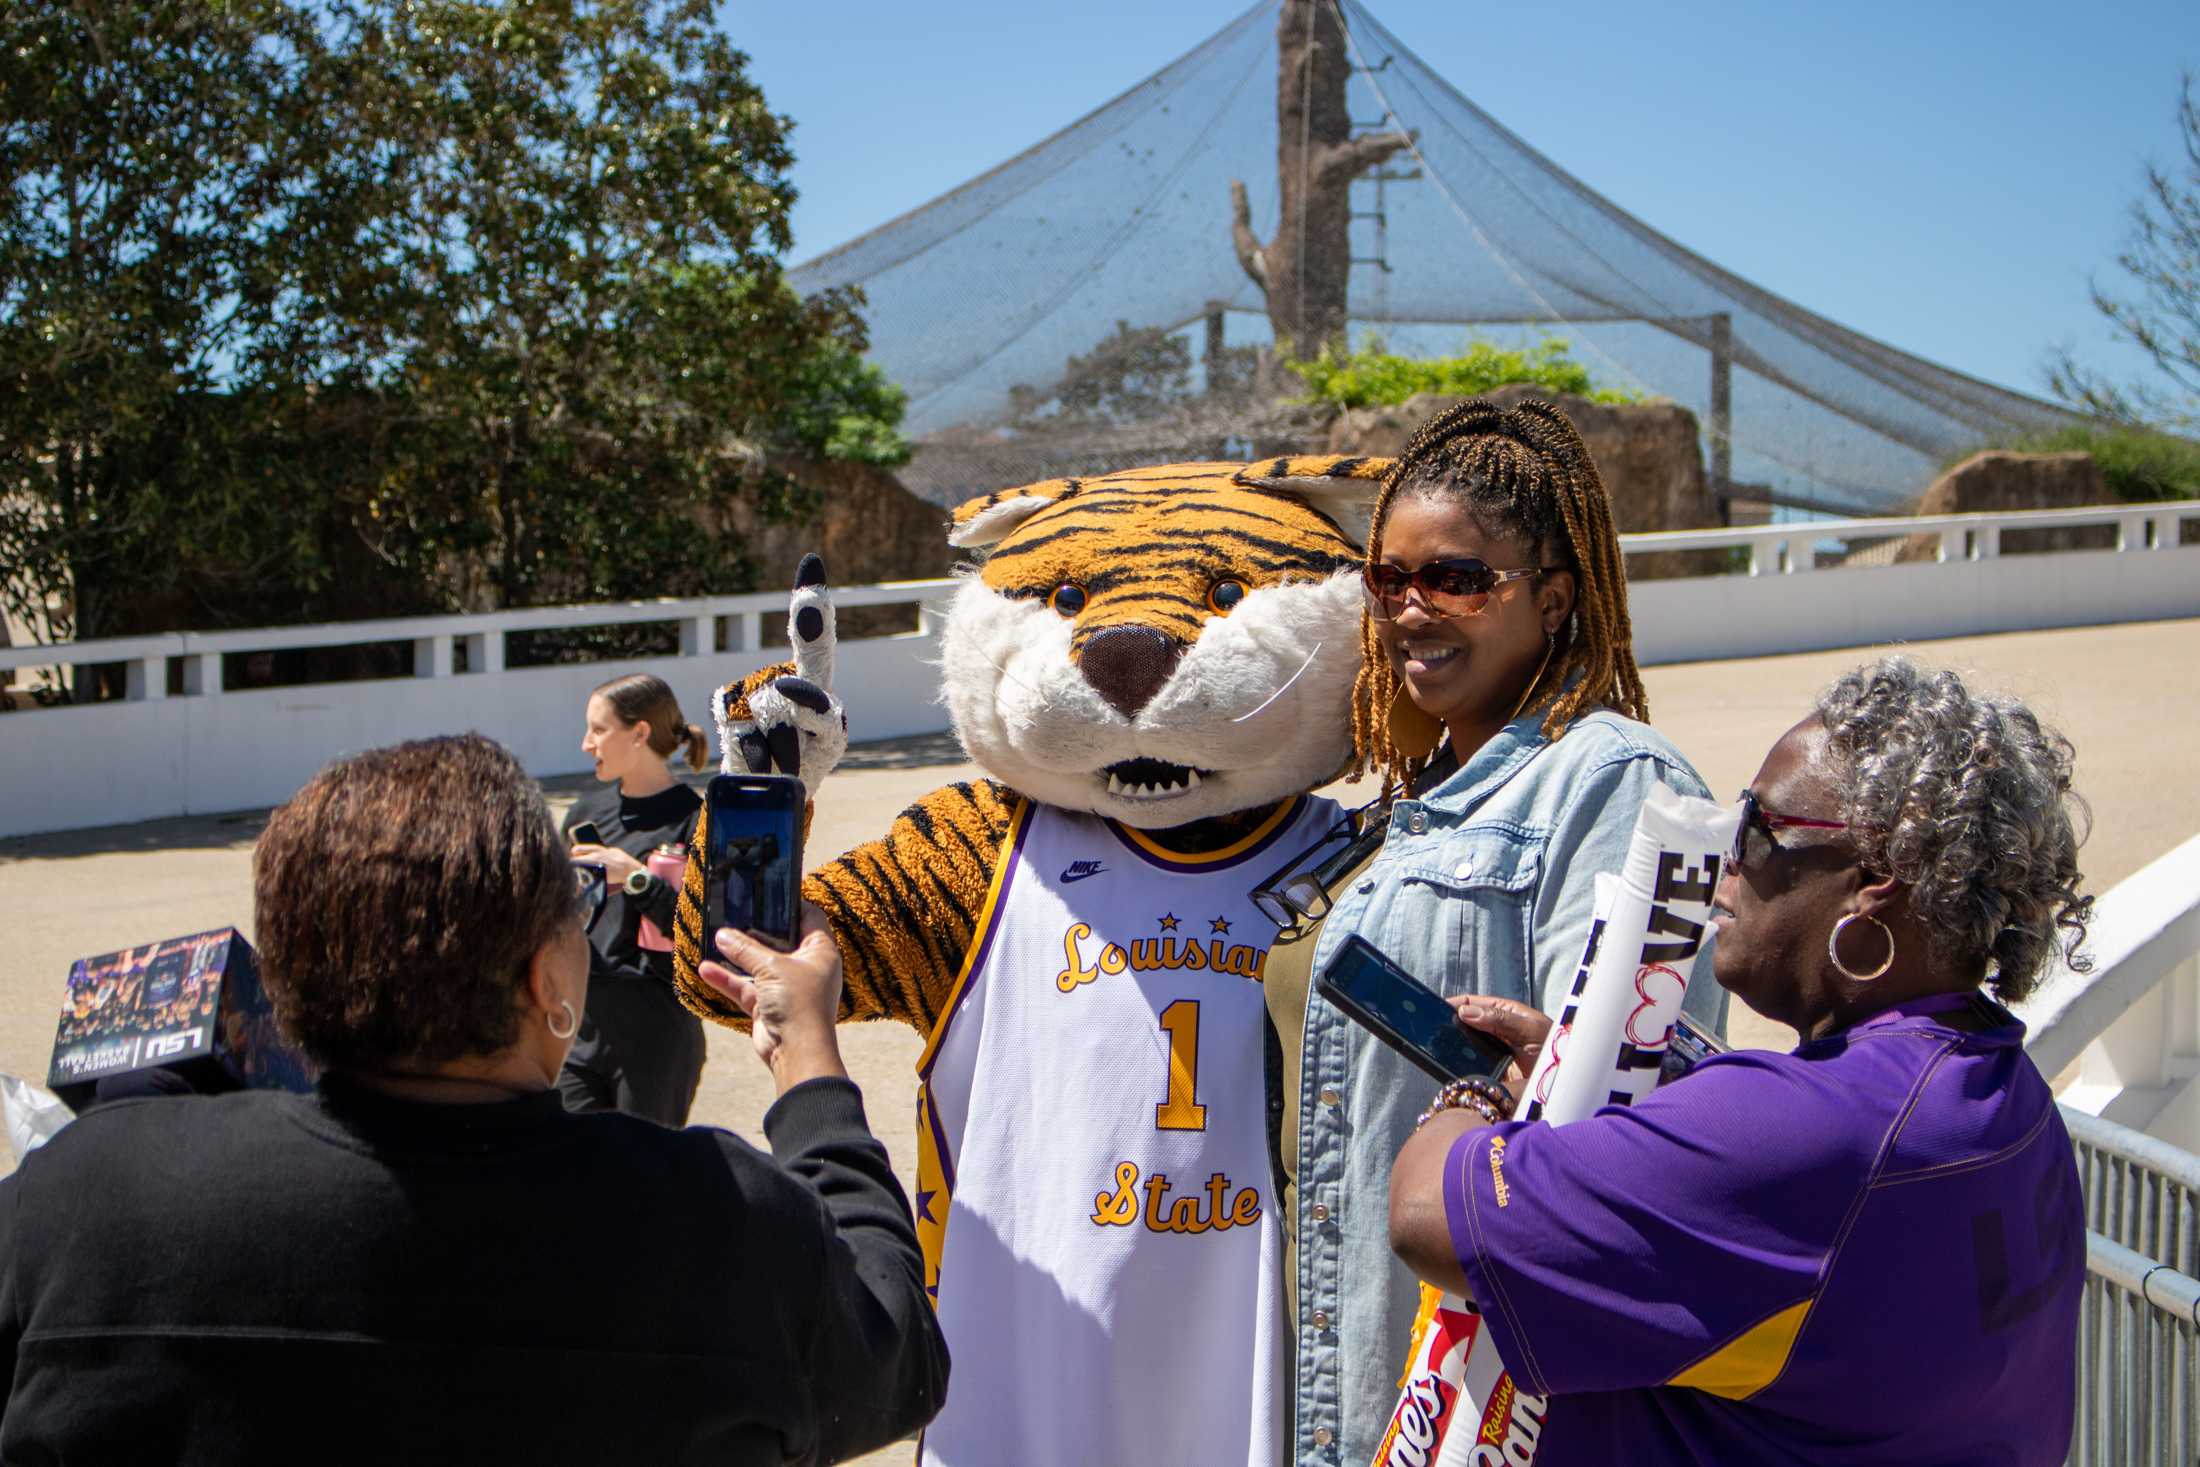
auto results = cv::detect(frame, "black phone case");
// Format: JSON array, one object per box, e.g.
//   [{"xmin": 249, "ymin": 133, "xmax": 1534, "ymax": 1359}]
[
  {"xmin": 1315, "ymin": 938, "xmax": 1511, "ymax": 1084},
  {"xmin": 703, "ymin": 775, "xmax": 805, "ymax": 951}
]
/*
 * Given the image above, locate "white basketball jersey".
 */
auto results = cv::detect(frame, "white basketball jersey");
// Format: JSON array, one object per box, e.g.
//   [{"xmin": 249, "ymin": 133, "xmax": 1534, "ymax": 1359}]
[{"xmin": 913, "ymin": 795, "xmax": 1338, "ymax": 1467}]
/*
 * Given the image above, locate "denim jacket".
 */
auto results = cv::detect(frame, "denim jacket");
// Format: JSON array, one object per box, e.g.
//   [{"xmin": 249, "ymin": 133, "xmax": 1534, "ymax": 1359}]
[{"xmin": 1285, "ymin": 708, "xmax": 1726, "ymax": 1466}]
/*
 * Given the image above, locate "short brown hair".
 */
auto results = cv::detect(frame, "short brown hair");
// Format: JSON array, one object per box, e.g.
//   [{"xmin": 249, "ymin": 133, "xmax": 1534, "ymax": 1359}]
[{"xmin": 253, "ymin": 734, "xmax": 577, "ymax": 1071}]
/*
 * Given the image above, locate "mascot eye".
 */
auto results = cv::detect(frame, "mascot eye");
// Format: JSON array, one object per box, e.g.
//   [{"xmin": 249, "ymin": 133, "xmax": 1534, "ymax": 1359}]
[
  {"xmin": 1207, "ymin": 579, "xmax": 1247, "ymax": 613},
  {"xmin": 1048, "ymin": 583, "xmax": 1088, "ymax": 616}
]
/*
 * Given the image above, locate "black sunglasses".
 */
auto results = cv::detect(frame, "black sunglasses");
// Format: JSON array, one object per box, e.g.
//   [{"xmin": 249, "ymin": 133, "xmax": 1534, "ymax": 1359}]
[
  {"xmin": 1731, "ymin": 789, "xmax": 1849, "ymax": 871},
  {"xmin": 1250, "ymin": 812, "xmax": 1383, "ymax": 938},
  {"xmin": 573, "ymin": 863, "xmax": 609, "ymax": 933},
  {"xmin": 1363, "ymin": 557, "xmax": 1563, "ymax": 621}
]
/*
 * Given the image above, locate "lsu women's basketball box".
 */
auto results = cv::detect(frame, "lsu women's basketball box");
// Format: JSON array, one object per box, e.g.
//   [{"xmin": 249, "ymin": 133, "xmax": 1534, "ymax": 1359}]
[{"xmin": 45, "ymin": 928, "xmax": 313, "ymax": 1109}]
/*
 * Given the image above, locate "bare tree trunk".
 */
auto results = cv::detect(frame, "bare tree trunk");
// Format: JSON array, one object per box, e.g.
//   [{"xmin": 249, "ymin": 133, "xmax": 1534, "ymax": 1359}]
[{"xmin": 1229, "ymin": 0, "xmax": 1411, "ymax": 358}]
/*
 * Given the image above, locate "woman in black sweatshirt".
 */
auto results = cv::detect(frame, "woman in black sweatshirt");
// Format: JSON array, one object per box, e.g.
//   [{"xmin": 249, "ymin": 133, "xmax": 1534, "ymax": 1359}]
[
  {"xmin": 563, "ymin": 672, "xmax": 710, "ymax": 1124},
  {"xmin": 0, "ymin": 734, "xmax": 947, "ymax": 1464}
]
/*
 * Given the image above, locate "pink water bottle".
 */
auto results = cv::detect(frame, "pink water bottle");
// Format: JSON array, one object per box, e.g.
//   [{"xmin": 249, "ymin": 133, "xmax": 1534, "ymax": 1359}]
[{"xmin": 636, "ymin": 846, "xmax": 685, "ymax": 952}]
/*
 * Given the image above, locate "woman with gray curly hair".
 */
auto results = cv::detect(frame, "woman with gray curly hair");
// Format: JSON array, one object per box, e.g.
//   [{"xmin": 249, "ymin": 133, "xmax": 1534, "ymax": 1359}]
[{"xmin": 1386, "ymin": 655, "xmax": 2090, "ymax": 1465}]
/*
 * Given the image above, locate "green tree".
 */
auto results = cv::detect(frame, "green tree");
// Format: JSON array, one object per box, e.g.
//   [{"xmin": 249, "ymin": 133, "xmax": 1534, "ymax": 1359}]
[
  {"xmin": 1291, "ymin": 335, "xmax": 1639, "ymax": 410},
  {"xmin": 2049, "ymin": 75, "xmax": 2200, "ymax": 432},
  {"xmin": 283, "ymin": 0, "xmax": 905, "ymax": 609},
  {"xmin": 0, "ymin": 2, "xmax": 330, "ymax": 655},
  {"xmin": 1012, "ymin": 321, "xmax": 1195, "ymax": 427},
  {"xmin": 1, "ymin": 0, "xmax": 909, "ymax": 675}
]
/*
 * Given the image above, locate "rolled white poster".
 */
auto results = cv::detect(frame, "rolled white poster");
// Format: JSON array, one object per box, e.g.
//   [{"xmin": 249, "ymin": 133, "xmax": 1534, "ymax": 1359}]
[{"xmin": 1371, "ymin": 786, "xmax": 1738, "ymax": 1467}]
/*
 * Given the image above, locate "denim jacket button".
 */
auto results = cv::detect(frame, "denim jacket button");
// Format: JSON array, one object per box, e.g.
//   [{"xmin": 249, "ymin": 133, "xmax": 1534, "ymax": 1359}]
[
  {"xmin": 1313, "ymin": 1427, "xmax": 1334, "ymax": 1447},
  {"xmin": 1319, "ymin": 1085, "xmax": 1342, "ymax": 1106},
  {"xmin": 1454, "ymin": 859, "xmax": 1474, "ymax": 880},
  {"xmin": 1407, "ymin": 811, "xmax": 1428, "ymax": 835},
  {"xmin": 1311, "ymin": 1202, "xmax": 1330, "ymax": 1222},
  {"xmin": 1356, "ymin": 879, "xmax": 1374, "ymax": 894},
  {"xmin": 1311, "ymin": 1309, "xmax": 1330, "ymax": 1331}
]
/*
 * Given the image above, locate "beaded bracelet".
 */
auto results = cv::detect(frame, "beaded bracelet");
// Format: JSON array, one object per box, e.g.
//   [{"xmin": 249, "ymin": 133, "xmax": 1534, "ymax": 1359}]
[{"xmin": 1414, "ymin": 1075, "xmax": 1514, "ymax": 1132}]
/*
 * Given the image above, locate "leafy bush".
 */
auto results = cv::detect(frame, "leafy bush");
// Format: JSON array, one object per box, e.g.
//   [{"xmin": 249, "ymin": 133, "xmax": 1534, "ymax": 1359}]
[
  {"xmin": 1973, "ymin": 425, "xmax": 2200, "ymax": 502},
  {"xmin": 1290, "ymin": 336, "xmax": 1643, "ymax": 410}
]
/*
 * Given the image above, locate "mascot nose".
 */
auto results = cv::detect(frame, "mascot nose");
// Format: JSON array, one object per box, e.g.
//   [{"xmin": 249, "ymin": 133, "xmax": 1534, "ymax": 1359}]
[{"xmin": 1079, "ymin": 626, "xmax": 1183, "ymax": 718}]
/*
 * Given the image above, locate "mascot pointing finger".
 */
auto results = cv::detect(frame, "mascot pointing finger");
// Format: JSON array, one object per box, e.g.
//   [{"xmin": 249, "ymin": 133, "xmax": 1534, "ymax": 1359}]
[{"xmin": 674, "ymin": 457, "xmax": 1387, "ymax": 1467}]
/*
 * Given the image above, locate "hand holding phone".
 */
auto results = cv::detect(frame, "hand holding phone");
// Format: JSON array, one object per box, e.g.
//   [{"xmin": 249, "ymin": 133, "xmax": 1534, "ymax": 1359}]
[
  {"xmin": 704, "ymin": 774, "xmax": 805, "ymax": 951},
  {"xmin": 1316, "ymin": 935, "xmax": 1512, "ymax": 1085},
  {"xmin": 568, "ymin": 820, "xmax": 605, "ymax": 848},
  {"xmin": 697, "ymin": 906, "xmax": 847, "ymax": 1092}
]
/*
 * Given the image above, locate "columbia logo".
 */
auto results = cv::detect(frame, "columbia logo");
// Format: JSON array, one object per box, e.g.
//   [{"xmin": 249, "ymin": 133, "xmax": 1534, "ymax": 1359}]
[{"xmin": 1060, "ymin": 860, "xmax": 1108, "ymax": 883}]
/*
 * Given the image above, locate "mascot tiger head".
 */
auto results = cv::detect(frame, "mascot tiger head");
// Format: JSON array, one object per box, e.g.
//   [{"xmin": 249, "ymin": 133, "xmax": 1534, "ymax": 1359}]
[{"xmin": 942, "ymin": 456, "xmax": 1389, "ymax": 828}]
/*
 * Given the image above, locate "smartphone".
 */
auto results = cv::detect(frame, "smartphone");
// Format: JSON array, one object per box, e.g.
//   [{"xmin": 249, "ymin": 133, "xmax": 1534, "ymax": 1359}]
[
  {"xmin": 568, "ymin": 820, "xmax": 605, "ymax": 848},
  {"xmin": 1658, "ymin": 1010, "xmax": 1730, "ymax": 1088},
  {"xmin": 1315, "ymin": 935, "xmax": 1512, "ymax": 1084},
  {"xmin": 704, "ymin": 774, "xmax": 805, "ymax": 952}
]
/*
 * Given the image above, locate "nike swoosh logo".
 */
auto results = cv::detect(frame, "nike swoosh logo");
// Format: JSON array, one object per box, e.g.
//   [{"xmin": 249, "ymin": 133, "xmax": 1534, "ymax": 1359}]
[{"xmin": 1060, "ymin": 862, "xmax": 1108, "ymax": 883}]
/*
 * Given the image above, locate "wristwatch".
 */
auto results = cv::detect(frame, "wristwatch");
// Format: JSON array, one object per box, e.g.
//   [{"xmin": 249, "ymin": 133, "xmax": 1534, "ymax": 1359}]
[{"xmin": 623, "ymin": 868, "xmax": 656, "ymax": 898}]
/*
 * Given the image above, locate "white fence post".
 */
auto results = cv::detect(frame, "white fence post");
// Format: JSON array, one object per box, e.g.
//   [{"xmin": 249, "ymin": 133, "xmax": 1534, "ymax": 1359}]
[
  {"xmin": 182, "ymin": 652, "xmax": 221, "ymax": 697},
  {"xmin": 460, "ymin": 631, "xmax": 504, "ymax": 675},
  {"xmin": 413, "ymin": 635, "xmax": 451, "ymax": 679},
  {"xmin": 125, "ymin": 657, "xmax": 167, "ymax": 702}
]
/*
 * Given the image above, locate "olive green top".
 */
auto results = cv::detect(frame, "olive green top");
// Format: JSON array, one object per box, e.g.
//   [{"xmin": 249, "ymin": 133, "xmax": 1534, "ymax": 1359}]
[{"xmin": 1261, "ymin": 844, "xmax": 1382, "ymax": 1324}]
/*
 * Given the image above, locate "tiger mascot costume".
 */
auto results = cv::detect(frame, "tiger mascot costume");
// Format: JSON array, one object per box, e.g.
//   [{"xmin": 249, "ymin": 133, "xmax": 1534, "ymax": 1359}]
[{"xmin": 673, "ymin": 457, "xmax": 1388, "ymax": 1467}]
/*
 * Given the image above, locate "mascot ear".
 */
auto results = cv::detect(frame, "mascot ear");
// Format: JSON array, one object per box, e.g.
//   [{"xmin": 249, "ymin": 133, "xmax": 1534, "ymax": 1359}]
[
  {"xmin": 1234, "ymin": 455, "xmax": 1391, "ymax": 549},
  {"xmin": 948, "ymin": 487, "xmax": 1062, "ymax": 549}
]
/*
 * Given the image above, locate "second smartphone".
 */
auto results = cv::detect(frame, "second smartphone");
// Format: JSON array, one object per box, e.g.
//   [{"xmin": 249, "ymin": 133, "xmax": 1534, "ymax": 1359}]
[{"xmin": 1315, "ymin": 934, "xmax": 1513, "ymax": 1085}]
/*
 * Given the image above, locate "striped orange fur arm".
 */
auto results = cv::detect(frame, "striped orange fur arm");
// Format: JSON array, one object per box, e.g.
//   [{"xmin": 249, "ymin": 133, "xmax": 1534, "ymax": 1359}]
[{"xmin": 672, "ymin": 778, "xmax": 1020, "ymax": 1036}]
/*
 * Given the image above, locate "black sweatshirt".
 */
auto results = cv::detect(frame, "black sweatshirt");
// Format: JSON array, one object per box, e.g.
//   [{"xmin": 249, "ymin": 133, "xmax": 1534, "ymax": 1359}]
[
  {"xmin": 565, "ymin": 780, "xmax": 702, "ymax": 986},
  {"xmin": 0, "ymin": 1074, "xmax": 947, "ymax": 1465}
]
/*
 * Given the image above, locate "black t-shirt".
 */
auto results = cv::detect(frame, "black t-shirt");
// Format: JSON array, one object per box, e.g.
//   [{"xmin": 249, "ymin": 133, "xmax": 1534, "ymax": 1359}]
[
  {"xmin": 0, "ymin": 1075, "xmax": 947, "ymax": 1464},
  {"xmin": 564, "ymin": 780, "xmax": 701, "ymax": 985}
]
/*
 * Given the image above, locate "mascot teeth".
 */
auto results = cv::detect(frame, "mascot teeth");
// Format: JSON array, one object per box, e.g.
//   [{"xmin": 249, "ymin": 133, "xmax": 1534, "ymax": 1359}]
[{"xmin": 1104, "ymin": 761, "xmax": 1204, "ymax": 800}]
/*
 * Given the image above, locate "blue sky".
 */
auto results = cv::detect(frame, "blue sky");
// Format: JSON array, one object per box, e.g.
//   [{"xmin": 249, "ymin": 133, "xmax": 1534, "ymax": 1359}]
[{"xmin": 722, "ymin": 0, "xmax": 2194, "ymax": 405}]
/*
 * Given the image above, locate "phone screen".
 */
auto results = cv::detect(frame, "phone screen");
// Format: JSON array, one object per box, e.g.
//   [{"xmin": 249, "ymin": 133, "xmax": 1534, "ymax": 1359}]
[
  {"xmin": 704, "ymin": 775, "xmax": 804, "ymax": 950},
  {"xmin": 1316, "ymin": 935, "xmax": 1512, "ymax": 1084}
]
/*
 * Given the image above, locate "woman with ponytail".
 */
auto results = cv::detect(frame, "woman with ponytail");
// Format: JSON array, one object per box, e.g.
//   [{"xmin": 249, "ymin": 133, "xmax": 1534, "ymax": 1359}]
[
  {"xmin": 1255, "ymin": 398, "xmax": 1726, "ymax": 1466},
  {"xmin": 562, "ymin": 673, "xmax": 712, "ymax": 1125}
]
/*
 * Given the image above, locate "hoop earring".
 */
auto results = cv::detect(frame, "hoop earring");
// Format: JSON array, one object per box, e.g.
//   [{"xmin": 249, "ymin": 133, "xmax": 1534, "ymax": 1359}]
[
  {"xmin": 1387, "ymin": 684, "xmax": 1443, "ymax": 760},
  {"xmin": 547, "ymin": 1000, "xmax": 578, "ymax": 1040},
  {"xmin": 1828, "ymin": 913, "xmax": 1895, "ymax": 982}
]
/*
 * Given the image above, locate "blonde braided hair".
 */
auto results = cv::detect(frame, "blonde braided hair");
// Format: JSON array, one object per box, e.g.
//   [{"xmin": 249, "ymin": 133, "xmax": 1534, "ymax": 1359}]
[{"xmin": 1349, "ymin": 398, "xmax": 1649, "ymax": 795}]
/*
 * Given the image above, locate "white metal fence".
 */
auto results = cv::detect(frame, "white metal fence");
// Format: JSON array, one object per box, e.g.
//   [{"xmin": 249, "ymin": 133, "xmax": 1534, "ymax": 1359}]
[
  {"xmin": 2, "ymin": 501, "xmax": 2196, "ymax": 839},
  {"xmin": 2023, "ymin": 822, "xmax": 2200, "ymax": 1460},
  {"xmin": 2066, "ymin": 1109, "xmax": 2200, "ymax": 1464}
]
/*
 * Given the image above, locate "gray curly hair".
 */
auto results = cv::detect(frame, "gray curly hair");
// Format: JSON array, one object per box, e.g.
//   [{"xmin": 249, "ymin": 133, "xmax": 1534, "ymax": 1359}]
[{"xmin": 1815, "ymin": 657, "xmax": 2092, "ymax": 1003}]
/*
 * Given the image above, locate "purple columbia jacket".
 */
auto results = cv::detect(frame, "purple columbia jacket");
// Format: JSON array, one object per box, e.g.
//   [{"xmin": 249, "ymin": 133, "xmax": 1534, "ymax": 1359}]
[{"xmin": 1443, "ymin": 993, "xmax": 2082, "ymax": 1465}]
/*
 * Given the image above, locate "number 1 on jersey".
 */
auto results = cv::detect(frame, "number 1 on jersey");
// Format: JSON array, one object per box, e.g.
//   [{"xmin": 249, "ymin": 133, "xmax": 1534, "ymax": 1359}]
[{"xmin": 1156, "ymin": 998, "xmax": 1207, "ymax": 1131}]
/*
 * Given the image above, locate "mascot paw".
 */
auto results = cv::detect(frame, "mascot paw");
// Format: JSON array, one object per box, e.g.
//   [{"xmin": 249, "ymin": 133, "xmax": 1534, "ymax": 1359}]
[{"xmin": 710, "ymin": 553, "xmax": 849, "ymax": 798}]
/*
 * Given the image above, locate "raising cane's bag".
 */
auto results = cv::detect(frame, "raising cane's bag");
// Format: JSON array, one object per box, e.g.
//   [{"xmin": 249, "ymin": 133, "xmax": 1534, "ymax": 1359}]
[{"xmin": 1372, "ymin": 785, "xmax": 1738, "ymax": 1467}]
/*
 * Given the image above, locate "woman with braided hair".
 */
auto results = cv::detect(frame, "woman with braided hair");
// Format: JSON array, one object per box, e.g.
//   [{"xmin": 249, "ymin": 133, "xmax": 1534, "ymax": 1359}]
[{"xmin": 1252, "ymin": 396, "xmax": 1725, "ymax": 1466}]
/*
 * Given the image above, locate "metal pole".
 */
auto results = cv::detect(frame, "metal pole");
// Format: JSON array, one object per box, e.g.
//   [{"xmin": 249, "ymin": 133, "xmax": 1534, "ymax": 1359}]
[
  {"xmin": 1708, "ymin": 312, "xmax": 1733, "ymax": 518},
  {"xmin": 1205, "ymin": 302, "xmax": 1227, "ymax": 393}
]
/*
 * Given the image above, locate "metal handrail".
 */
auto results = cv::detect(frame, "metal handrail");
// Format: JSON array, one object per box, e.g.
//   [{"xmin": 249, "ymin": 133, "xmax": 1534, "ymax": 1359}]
[
  {"xmin": 2065, "ymin": 1106, "xmax": 2200, "ymax": 1279},
  {"xmin": 2074, "ymin": 1232, "xmax": 2200, "ymax": 1464}
]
